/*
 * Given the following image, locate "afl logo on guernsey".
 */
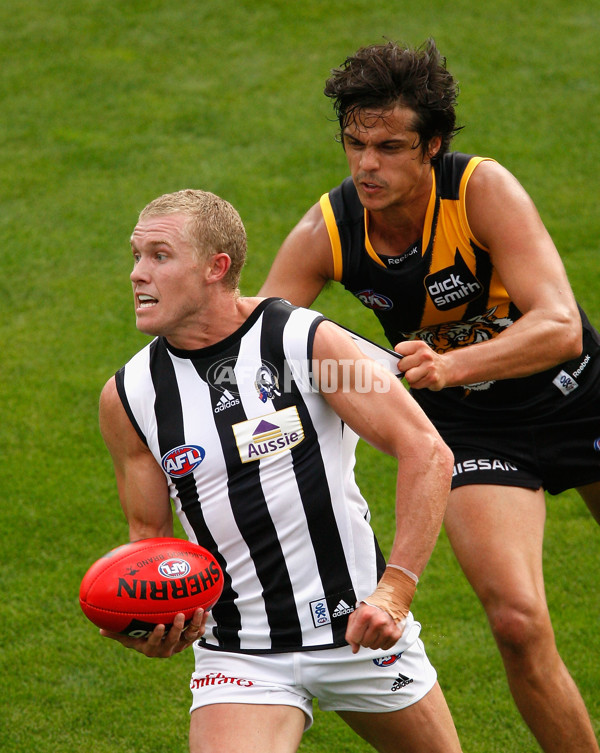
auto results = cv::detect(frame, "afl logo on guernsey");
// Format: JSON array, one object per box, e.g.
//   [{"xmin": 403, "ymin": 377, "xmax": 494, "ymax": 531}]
[
  {"xmin": 354, "ymin": 289, "xmax": 394, "ymax": 311},
  {"xmin": 161, "ymin": 445, "xmax": 206, "ymax": 478}
]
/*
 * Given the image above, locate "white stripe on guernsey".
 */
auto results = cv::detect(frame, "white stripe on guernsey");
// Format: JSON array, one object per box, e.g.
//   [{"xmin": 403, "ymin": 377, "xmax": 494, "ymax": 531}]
[
  {"xmin": 234, "ymin": 310, "xmax": 335, "ymax": 647},
  {"xmin": 169, "ymin": 350, "xmax": 272, "ymax": 650},
  {"xmin": 284, "ymin": 310, "xmax": 380, "ymax": 602}
]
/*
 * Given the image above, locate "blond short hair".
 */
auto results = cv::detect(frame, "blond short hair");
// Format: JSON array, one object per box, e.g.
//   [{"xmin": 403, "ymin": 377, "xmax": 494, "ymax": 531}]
[{"xmin": 139, "ymin": 189, "xmax": 247, "ymax": 290}]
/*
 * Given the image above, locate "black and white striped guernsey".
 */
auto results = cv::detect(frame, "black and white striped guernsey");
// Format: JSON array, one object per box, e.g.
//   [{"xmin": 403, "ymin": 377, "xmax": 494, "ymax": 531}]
[{"xmin": 115, "ymin": 298, "xmax": 386, "ymax": 654}]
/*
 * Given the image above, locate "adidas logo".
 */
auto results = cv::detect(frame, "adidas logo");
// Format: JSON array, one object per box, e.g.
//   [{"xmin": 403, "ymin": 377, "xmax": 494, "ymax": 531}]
[
  {"xmin": 332, "ymin": 599, "xmax": 354, "ymax": 618},
  {"xmin": 215, "ymin": 390, "xmax": 241, "ymax": 413},
  {"xmin": 391, "ymin": 673, "xmax": 414, "ymax": 692}
]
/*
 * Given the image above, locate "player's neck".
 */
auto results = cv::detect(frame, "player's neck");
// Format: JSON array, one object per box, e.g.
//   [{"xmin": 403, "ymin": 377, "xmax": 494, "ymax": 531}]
[{"xmin": 165, "ymin": 294, "xmax": 261, "ymax": 351}]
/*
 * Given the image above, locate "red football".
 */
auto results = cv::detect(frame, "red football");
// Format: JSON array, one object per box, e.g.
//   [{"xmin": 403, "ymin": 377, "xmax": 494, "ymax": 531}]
[{"xmin": 79, "ymin": 538, "xmax": 223, "ymax": 637}]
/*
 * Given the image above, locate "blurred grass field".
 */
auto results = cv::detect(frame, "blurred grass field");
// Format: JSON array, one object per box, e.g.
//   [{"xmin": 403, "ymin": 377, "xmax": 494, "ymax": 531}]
[{"xmin": 1, "ymin": 1, "xmax": 599, "ymax": 751}]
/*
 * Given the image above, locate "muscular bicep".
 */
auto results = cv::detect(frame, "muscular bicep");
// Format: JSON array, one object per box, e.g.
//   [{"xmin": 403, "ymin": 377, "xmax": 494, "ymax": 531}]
[
  {"xmin": 99, "ymin": 378, "xmax": 173, "ymax": 541},
  {"xmin": 312, "ymin": 321, "xmax": 439, "ymax": 460},
  {"xmin": 467, "ymin": 161, "xmax": 579, "ymax": 319},
  {"xmin": 259, "ymin": 202, "xmax": 335, "ymax": 307}
]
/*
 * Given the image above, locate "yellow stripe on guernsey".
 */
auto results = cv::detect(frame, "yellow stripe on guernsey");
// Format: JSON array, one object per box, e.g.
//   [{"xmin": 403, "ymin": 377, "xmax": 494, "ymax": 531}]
[
  {"xmin": 319, "ymin": 193, "xmax": 344, "ymax": 281},
  {"xmin": 419, "ymin": 157, "xmax": 509, "ymax": 327}
]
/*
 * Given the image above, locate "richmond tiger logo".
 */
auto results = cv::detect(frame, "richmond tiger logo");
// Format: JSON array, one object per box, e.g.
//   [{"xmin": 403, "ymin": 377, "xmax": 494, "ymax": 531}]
[{"xmin": 407, "ymin": 308, "xmax": 514, "ymax": 392}]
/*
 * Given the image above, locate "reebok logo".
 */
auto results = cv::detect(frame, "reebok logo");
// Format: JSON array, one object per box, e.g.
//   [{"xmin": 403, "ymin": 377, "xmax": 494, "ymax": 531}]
[
  {"xmin": 214, "ymin": 389, "xmax": 240, "ymax": 413},
  {"xmin": 332, "ymin": 599, "xmax": 354, "ymax": 618}
]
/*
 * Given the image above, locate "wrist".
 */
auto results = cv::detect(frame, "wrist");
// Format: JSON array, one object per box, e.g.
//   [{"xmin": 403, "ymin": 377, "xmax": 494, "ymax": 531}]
[{"xmin": 362, "ymin": 565, "xmax": 417, "ymax": 623}]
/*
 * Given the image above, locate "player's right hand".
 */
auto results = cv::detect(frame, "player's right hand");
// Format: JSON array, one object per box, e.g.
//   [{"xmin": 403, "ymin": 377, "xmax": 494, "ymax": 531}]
[{"xmin": 100, "ymin": 608, "xmax": 207, "ymax": 658}]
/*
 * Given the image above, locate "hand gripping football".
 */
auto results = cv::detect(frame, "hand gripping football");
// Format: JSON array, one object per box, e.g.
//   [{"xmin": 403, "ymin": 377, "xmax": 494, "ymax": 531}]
[{"xmin": 79, "ymin": 538, "xmax": 223, "ymax": 637}]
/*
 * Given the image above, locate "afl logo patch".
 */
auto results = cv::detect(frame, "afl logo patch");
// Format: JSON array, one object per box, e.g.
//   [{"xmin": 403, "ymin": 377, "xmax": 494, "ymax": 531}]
[
  {"xmin": 161, "ymin": 445, "xmax": 205, "ymax": 477},
  {"xmin": 373, "ymin": 653, "xmax": 403, "ymax": 667},
  {"xmin": 158, "ymin": 558, "xmax": 191, "ymax": 579},
  {"xmin": 354, "ymin": 289, "xmax": 394, "ymax": 311},
  {"xmin": 594, "ymin": 438, "xmax": 600, "ymax": 452}
]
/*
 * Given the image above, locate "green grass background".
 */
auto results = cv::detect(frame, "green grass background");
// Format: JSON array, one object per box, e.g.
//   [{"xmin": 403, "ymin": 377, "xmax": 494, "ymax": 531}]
[{"xmin": 1, "ymin": 1, "xmax": 599, "ymax": 751}]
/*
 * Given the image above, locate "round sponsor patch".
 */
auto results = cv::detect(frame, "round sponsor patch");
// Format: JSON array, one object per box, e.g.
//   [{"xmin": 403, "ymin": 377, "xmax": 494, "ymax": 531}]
[
  {"xmin": 161, "ymin": 445, "xmax": 205, "ymax": 477},
  {"xmin": 373, "ymin": 653, "xmax": 402, "ymax": 667},
  {"xmin": 354, "ymin": 289, "xmax": 394, "ymax": 311}
]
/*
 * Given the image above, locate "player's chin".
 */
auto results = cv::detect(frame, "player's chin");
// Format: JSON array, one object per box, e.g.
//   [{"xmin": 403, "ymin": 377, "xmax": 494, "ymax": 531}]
[{"xmin": 134, "ymin": 314, "xmax": 161, "ymax": 336}]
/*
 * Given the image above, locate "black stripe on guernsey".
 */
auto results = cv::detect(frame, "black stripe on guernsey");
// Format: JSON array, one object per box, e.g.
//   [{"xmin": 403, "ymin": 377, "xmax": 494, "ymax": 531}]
[
  {"xmin": 263, "ymin": 302, "xmax": 358, "ymax": 645},
  {"xmin": 465, "ymin": 243, "xmax": 494, "ymax": 318},
  {"xmin": 191, "ymin": 327, "xmax": 303, "ymax": 652},
  {"xmin": 114, "ymin": 367, "xmax": 146, "ymax": 445},
  {"xmin": 148, "ymin": 339, "xmax": 242, "ymax": 648}
]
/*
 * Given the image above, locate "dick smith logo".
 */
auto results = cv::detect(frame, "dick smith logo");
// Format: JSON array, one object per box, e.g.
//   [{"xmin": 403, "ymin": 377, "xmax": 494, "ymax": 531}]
[{"xmin": 425, "ymin": 251, "xmax": 483, "ymax": 311}]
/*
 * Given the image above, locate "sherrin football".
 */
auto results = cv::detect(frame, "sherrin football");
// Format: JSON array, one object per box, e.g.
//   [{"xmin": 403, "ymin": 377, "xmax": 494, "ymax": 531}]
[{"xmin": 79, "ymin": 538, "xmax": 223, "ymax": 637}]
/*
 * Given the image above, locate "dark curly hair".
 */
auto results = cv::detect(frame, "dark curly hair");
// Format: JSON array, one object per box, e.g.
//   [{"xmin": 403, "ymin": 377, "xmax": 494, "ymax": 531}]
[{"xmin": 324, "ymin": 39, "xmax": 462, "ymax": 163}]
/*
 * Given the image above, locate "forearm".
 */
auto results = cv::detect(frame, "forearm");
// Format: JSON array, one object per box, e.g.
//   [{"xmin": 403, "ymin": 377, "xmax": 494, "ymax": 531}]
[
  {"xmin": 442, "ymin": 309, "xmax": 582, "ymax": 388},
  {"xmin": 387, "ymin": 440, "xmax": 452, "ymax": 578}
]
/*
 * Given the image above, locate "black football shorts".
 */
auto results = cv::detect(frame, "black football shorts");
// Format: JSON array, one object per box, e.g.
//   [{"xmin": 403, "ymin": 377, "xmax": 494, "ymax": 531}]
[{"xmin": 442, "ymin": 406, "xmax": 600, "ymax": 495}]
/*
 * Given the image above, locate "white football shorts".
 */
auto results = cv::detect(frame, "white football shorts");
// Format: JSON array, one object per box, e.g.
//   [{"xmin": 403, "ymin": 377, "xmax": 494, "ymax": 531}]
[{"xmin": 189, "ymin": 616, "xmax": 437, "ymax": 730}]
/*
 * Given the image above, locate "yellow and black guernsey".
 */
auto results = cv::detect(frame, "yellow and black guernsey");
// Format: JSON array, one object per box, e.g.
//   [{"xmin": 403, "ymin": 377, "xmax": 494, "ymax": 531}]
[{"xmin": 320, "ymin": 152, "xmax": 600, "ymax": 419}]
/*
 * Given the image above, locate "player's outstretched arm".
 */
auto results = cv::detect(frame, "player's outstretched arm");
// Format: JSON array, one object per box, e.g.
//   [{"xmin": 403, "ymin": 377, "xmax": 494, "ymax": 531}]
[
  {"xmin": 397, "ymin": 160, "xmax": 582, "ymax": 390},
  {"xmin": 312, "ymin": 321, "xmax": 454, "ymax": 650}
]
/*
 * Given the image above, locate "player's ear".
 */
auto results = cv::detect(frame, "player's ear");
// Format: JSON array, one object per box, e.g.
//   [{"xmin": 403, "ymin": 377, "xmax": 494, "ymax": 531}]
[
  {"xmin": 206, "ymin": 253, "xmax": 231, "ymax": 283},
  {"xmin": 425, "ymin": 136, "xmax": 442, "ymax": 163}
]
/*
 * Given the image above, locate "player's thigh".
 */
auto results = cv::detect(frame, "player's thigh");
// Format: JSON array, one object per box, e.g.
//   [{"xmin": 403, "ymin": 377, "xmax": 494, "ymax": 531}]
[
  {"xmin": 189, "ymin": 703, "xmax": 305, "ymax": 753},
  {"xmin": 443, "ymin": 484, "xmax": 547, "ymax": 612},
  {"xmin": 577, "ymin": 481, "xmax": 600, "ymax": 525},
  {"xmin": 337, "ymin": 682, "xmax": 462, "ymax": 753}
]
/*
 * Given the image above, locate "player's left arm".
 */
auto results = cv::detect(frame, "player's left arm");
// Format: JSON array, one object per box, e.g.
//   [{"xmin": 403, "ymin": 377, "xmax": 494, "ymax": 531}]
[
  {"xmin": 312, "ymin": 321, "xmax": 454, "ymax": 650},
  {"xmin": 98, "ymin": 377, "xmax": 206, "ymax": 656},
  {"xmin": 396, "ymin": 160, "xmax": 582, "ymax": 390}
]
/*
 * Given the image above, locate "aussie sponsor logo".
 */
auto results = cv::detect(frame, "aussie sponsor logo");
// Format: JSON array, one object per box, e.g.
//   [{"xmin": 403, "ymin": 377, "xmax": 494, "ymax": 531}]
[
  {"xmin": 354, "ymin": 289, "xmax": 394, "ymax": 311},
  {"xmin": 310, "ymin": 598, "xmax": 331, "ymax": 627},
  {"xmin": 158, "ymin": 558, "xmax": 192, "ymax": 579},
  {"xmin": 453, "ymin": 458, "xmax": 519, "ymax": 477},
  {"xmin": 552, "ymin": 369, "xmax": 578, "ymax": 396},
  {"xmin": 425, "ymin": 250, "xmax": 483, "ymax": 311},
  {"xmin": 391, "ymin": 673, "xmax": 414, "ymax": 691},
  {"xmin": 190, "ymin": 672, "xmax": 254, "ymax": 689},
  {"xmin": 161, "ymin": 444, "xmax": 205, "ymax": 477},
  {"xmin": 233, "ymin": 407, "xmax": 304, "ymax": 464},
  {"xmin": 373, "ymin": 653, "xmax": 403, "ymax": 667}
]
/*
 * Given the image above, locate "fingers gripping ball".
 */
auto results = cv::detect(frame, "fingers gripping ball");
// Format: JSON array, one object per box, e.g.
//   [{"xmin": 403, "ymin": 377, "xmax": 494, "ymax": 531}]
[{"xmin": 79, "ymin": 538, "xmax": 223, "ymax": 637}]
